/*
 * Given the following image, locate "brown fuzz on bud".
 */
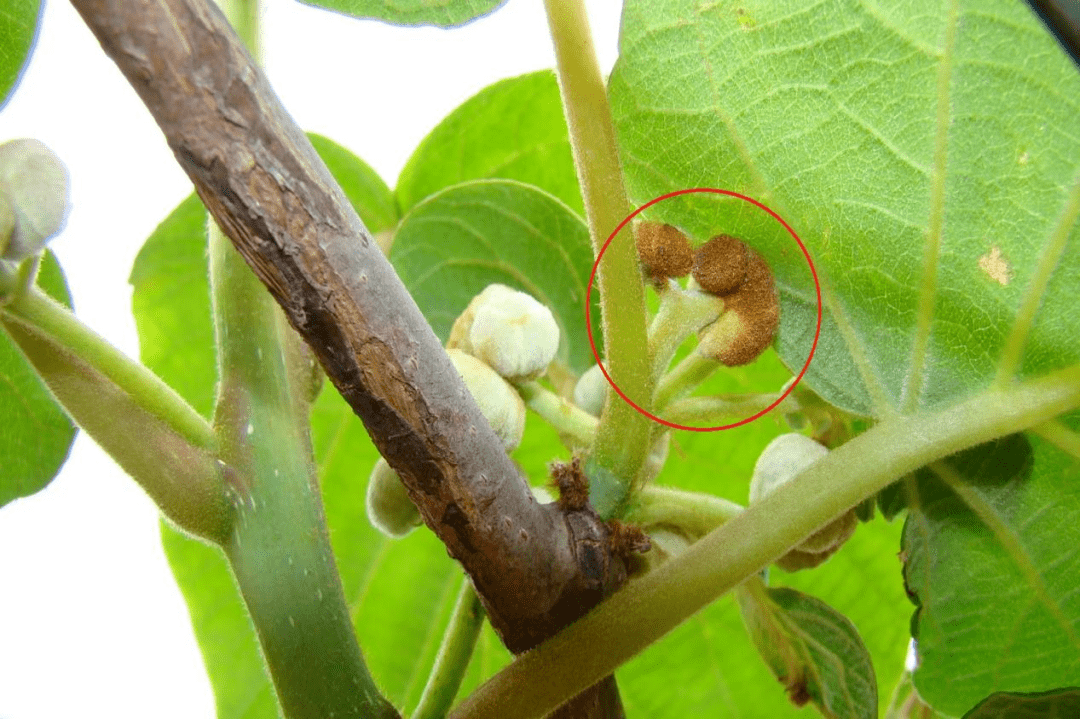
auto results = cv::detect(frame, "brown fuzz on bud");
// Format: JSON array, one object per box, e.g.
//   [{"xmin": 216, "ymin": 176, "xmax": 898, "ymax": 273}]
[
  {"xmin": 635, "ymin": 222, "xmax": 694, "ymax": 279},
  {"xmin": 692, "ymin": 234, "xmax": 749, "ymax": 295},
  {"xmin": 550, "ymin": 457, "xmax": 590, "ymax": 511},
  {"xmin": 697, "ymin": 249, "xmax": 780, "ymax": 366},
  {"xmin": 607, "ymin": 519, "xmax": 652, "ymax": 558}
]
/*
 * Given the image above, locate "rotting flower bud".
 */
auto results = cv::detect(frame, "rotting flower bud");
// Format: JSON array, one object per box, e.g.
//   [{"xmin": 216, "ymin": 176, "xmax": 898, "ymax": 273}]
[
  {"xmin": 750, "ymin": 433, "xmax": 856, "ymax": 572},
  {"xmin": 0, "ymin": 139, "xmax": 69, "ymax": 261},
  {"xmin": 696, "ymin": 249, "xmax": 779, "ymax": 366},
  {"xmin": 366, "ymin": 458, "xmax": 421, "ymax": 539},
  {"xmin": 573, "ymin": 363, "xmax": 609, "ymax": 417},
  {"xmin": 635, "ymin": 221, "xmax": 694, "ymax": 280},
  {"xmin": 467, "ymin": 284, "xmax": 560, "ymax": 382},
  {"xmin": 692, "ymin": 234, "xmax": 749, "ymax": 295},
  {"xmin": 447, "ymin": 348, "xmax": 526, "ymax": 451}
]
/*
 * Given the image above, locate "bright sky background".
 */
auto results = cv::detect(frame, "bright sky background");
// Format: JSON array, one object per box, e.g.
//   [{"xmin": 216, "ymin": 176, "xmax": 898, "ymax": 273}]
[{"xmin": 0, "ymin": 1, "xmax": 621, "ymax": 716}]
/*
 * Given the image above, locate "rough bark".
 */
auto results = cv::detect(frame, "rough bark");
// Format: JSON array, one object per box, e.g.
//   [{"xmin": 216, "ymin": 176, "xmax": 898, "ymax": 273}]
[{"xmin": 69, "ymin": 0, "xmax": 626, "ymax": 711}]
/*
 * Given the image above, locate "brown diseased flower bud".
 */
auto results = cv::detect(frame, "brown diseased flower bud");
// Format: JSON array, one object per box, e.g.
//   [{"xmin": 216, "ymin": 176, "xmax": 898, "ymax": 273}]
[
  {"xmin": 634, "ymin": 222, "xmax": 694, "ymax": 279},
  {"xmin": 696, "ymin": 249, "xmax": 779, "ymax": 366},
  {"xmin": 692, "ymin": 234, "xmax": 749, "ymax": 295}
]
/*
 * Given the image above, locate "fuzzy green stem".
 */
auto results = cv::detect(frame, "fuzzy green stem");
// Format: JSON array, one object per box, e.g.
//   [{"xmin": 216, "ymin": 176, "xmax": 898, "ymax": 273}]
[
  {"xmin": 517, "ymin": 380, "xmax": 598, "ymax": 446},
  {"xmin": 1, "ymin": 280, "xmax": 215, "ymax": 452},
  {"xmin": 206, "ymin": 0, "xmax": 396, "ymax": 716},
  {"xmin": 413, "ymin": 580, "xmax": 486, "ymax": 719},
  {"xmin": 654, "ymin": 352, "xmax": 721, "ymax": 411},
  {"xmin": 449, "ymin": 363, "xmax": 1080, "ymax": 719},
  {"xmin": 661, "ymin": 392, "xmax": 796, "ymax": 428},
  {"xmin": 647, "ymin": 287, "xmax": 723, "ymax": 382},
  {"xmin": 545, "ymin": 0, "xmax": 653, "ymax": 509},
  {"xmin": 622, "ymin": 485, "xmax": 744, "ymax": 539}
]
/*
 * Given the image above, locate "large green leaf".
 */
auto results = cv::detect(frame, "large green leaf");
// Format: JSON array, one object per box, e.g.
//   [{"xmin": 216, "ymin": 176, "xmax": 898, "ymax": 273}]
[
  {"xmin": 963, "ymin": 688, "xmax": 1080, "ymax": 719},
  {"xmin": 902, "ymin": 433, "xmax": 1080, "ymax": 716},
  {"xmin": 0, "ymin": 251, "xmax": 77, "ymax": 507},
  {"xmin": 609, "ymin": 0, "xmax": 1080, "ymax": 418},
  {"xmin": 389, "ymin": 179, "xmax": 600, "ymax": 375},
  {"xmin": 296, "ymin": 0, "xmax": 504, "ymax": 28},
  {"xmin": 396, "ymin": 71, "xmax": 584, "ymax": 217},
  {"xmin": 0, "ymin": 0, "xmax": 39, "ymax": 109},
  {"xmin": 736, "ymin": 585, "xmax": 877, "ymax": 719}
]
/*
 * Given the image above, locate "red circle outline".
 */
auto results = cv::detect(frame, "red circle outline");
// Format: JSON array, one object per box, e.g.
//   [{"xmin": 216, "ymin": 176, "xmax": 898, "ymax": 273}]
[{"xmin": 585, "ymin": 188, "xmax": 822, "ymax": 432}]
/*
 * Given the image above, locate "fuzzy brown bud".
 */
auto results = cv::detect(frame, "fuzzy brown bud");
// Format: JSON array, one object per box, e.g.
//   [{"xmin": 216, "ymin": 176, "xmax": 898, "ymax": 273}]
[
  {"xmin": 635, "ymin": 222, "xmax": 694, "ymax": 279},
  {"xmin": 696, "ymin": 249, "xmax": 779, "ymax": 366},
  {"xmin": 692, "ymin": 234, "xmax": 749, "ymax": 295}
]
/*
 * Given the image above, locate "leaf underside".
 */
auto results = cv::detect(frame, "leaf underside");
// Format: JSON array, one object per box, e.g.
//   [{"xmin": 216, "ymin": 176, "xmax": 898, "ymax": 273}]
[{"xmin": 295, "ymin": 0, "xmax": 505, "ymax": 29}]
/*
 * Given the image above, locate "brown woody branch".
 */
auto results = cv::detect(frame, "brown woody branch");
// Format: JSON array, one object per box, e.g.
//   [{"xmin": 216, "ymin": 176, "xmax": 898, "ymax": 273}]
[{"xmin": 68, "ymin": 0, "xmax": 627, "ymax": 692}]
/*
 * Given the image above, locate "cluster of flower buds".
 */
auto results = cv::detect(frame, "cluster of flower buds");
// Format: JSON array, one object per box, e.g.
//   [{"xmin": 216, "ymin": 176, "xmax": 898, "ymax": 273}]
[
  {"xmin": 366, "ymin": 283, "xmax": 560, "ymax": 538},
  {"xmin": 749, "ymin": 433, "xmax": 856, "ymax": 571},
  {"xmin": 0, "ymin": 139, "xmax": 69, "ymax": 264}
]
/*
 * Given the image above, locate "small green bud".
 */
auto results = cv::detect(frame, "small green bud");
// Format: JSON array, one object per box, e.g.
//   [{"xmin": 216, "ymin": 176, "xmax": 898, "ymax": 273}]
[
  {"xmin": 467, "ymin": 284, "xmax": 560, "ymax": 382},
  {"xmin": 750, "ymin": 433, "xmax": 856, "ymax": 572},
  {"xmin": 365, "ymin": 458, "xmax": 421, "ymax": 538},
  {"xmin": 447, "ymin": 349, "xmax": 526, "ymax": 451},
  {"xmin": 0, "ymin": 139, "xmax": 69, "ymax": 261},
  {"xmin": 573, "ymin": 363, "xmax": 609, "ymax": 417}
]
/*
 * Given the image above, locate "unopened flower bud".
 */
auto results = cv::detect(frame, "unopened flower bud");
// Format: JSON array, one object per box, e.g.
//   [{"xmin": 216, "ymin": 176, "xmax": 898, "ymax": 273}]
[
  {"xmin": 467, "ymin": 284, "xmax": 559, "ymax": 382},
  {"xmin": 0, "ymin": 139, "xmax": 69, "ymax": 261},
  {"xmin": 447, "ymin": 349, "xmax": 526, "ymax": 451},
  {"xmin": 635, "ymin": 221, "xmax": 694, "ymax": 279},
  {"xmin": 692, "ymin": 234, "xmax": 749, "ymax": 295},
  {"xmin": 696, "ymin": 250, "xmax": 779, "ymax": 366},
  {"xmin": 750, "ymin": 433, "xmax": 856, "ymax": 572},
  {"xmin": 573, "ymin": 364, "xmax": 609, "ymax": 416},
  {"xmin": 366, "ymin": 458, "xmax": 421, "ymax": 538}
]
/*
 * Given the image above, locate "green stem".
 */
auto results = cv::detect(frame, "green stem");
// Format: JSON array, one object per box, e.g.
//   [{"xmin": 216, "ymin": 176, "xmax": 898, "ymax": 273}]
[
  {"xmin": 206, "ymin": 1, "xmax": 396, "ymax": 716},
  {"xmin": 545, "ymin": 0, "xmax": 653, "ymax": 511},
  {"xmin": 1, "ymin": 280, "xmax": 215, "ymax": 452},
  {"xmin": 413, "ymin": 580, "xmax": 486, "ymax": 719},
  {"xmin": 661, "ymin": 392, "xmax": 797, "ymax": 428},
  {"xmin": 653, "ymin": 352, "xmax": 721, "ymax": 411},
  {"xmin": 517, "ymin": 380, "xmax": 598, "ymax": 446},
  {"xmin": 647, "ymin": 287, "xmax": 723, "ymax": 382},
  {"xmin": 622, "ymin": 485, "xmax": 744, "ymax": 539},
  {"xmin": 449, "ymin": 363, "xmax": 1080, "ymax": 719}
]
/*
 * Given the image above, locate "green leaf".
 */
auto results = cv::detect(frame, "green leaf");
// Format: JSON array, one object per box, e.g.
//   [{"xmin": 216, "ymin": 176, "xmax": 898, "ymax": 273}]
[
  {"xmin": 389, "ymin": 178, "xmax": 600, "ymax": 375},
  {"xmin": 610, "ymin": 0, "xmax": 1080, "ymax": 418},
  {"xmin": 0, "ymin": 251, "xmax": 77, "ymax": 507},
  {"xmin": 736, "ymin": 584, "xmax": 877, "ymax": 719},
  {"xmin": 130, "ymin": 194, "xmax": 215, "ymax": 416},
  {"xmin": 0, "ymin": 0, "xmax": 39, "ymax": 109},
  {"xmin": 308, "ymin": 134, "xmax": 400, "ymax": 235},
  {"xmin": 296, "ymin": 0, "xmax": 505, "ymax": 28},
  {"xmin": 902, "ymin": 433, "xmax": 1080, "ymax": 716},
  {"xmin": 962, "ymin": 688, "xmax": 1080, "ymax": 719},
  {"xmin": 397, "ymin": 71, "xmax": 583, "ymax": 217}
]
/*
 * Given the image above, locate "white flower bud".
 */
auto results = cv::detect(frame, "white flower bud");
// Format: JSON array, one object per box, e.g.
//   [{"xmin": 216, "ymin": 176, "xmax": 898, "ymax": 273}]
[
  {"xmin": 366, "ymin": 458, "xmax": 421, "ymax": 538},
  {"xmin": 0, "ymin": 139, "xmax": 69, "ymax": 261},
  {"xmin": 750, "ymin": 433, "xmax": 856, "ymax": 572},
  {"xmin": 573, "ymin": 364, "xmax": 609, "ymax": 416},
  {"xmin": 447, "ymin": 349, "xmax": 526, "ymax": 451},
  {"xmin": 467, "ymin": 284, "xmax": 559, "ymax": 382}
]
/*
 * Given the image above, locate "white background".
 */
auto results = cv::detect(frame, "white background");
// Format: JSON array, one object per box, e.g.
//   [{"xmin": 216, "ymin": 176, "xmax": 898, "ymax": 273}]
[{"xmin": 0, "ymin": 1, "xmax": 621, "ymax": 716}]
